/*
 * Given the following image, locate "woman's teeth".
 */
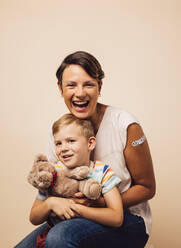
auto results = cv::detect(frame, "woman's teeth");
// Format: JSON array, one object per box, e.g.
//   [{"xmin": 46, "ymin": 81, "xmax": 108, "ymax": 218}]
[{"xmin": 72, "ymin": 101, "xmax": 89, "ymax": 108}]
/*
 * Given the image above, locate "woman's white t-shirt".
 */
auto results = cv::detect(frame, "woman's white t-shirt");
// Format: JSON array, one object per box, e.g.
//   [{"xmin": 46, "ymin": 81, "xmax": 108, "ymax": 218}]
[{"xmin": 47, "ymin": 106, "xmax": 152, "ymax": 234}]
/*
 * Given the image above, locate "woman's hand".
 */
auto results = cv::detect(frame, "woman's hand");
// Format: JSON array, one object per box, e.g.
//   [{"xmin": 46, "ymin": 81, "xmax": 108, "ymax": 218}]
[
  {"xmin": 48, "ymin": 197, "xmax": 78, "ymax": 220},
  {"xmin": 72, "ymin": 192, "xmax": 106, "ymax": 207}
]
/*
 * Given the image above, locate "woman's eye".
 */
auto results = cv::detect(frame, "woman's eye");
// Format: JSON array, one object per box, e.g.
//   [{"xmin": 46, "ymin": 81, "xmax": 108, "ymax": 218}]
[
  {"xmin": 66, "ymin": 83, "xmax": 76, "ymax": 88},
  {"xmin": 85, "ymin": 83, "xmax": 94, "ymax": 87}
]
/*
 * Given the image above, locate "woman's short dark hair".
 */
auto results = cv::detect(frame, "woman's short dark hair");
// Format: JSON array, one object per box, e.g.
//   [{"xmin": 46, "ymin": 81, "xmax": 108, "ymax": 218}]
[{"xmin": 56, "ymin": 51, "xmax": 105, "ymax": 88}]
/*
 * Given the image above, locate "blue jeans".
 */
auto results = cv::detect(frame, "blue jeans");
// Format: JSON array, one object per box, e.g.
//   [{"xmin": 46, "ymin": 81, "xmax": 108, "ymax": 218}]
[{"xmin": 14, "ymin": 211, "xmax": 149, "ymax": 248}]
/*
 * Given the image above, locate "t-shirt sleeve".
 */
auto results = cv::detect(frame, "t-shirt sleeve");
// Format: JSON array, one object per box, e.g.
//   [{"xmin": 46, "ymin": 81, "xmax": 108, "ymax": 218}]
[
  {"xmin": 118, "ymin": 110, "xmax": 139, "ymax": 149},
  {"xmin": 101, "ymin": 165, "xmax": 121, "ymax": 194}
]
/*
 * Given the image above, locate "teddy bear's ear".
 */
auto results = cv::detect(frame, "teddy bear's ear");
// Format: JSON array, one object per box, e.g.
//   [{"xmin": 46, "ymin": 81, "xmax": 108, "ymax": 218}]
[
  {"xmin": 27, "ymin": 171, "xmax": 35, "ymax": 186},
  {"xmin": 34, "ymin": 154, "xmax": 48, "ymax": 163}
]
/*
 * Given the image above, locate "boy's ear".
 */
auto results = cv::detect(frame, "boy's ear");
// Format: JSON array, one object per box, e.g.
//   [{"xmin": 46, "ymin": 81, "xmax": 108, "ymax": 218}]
[
  {"xmin": 88, "ymin": 136, "xmax": 96, "ymax": 151},
  {"xmin": 57, "ymin": 81, "xmax": 63, "ymax": 96}
]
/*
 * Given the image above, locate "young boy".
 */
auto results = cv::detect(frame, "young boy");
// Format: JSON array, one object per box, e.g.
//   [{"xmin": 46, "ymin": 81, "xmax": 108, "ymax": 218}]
[{"xmin": 30, "ymin": 113, "xmax": 123, "ymax": 228}]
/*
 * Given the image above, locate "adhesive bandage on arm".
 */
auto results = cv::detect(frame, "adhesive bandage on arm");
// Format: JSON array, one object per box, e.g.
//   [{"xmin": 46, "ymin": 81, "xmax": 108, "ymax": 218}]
[{"xmin": 131, "ymin": 135, "xmax": 146, "ymax": 147}]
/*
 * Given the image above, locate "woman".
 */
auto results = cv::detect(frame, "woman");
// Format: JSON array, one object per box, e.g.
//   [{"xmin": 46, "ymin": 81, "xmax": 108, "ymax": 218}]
[{"xmin": 15, "ymin": 51, "xmax": 156, "ymax": 248}]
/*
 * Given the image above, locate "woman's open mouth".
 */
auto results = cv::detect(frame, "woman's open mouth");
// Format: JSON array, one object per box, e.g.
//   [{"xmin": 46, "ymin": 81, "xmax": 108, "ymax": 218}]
[
  {"xmin": 72, "ymin": 101, "xmax": 89, "ymax": 109},
  {"xmin": 70, "ymin": 100, "xmax": 91, "ymax": 114}
]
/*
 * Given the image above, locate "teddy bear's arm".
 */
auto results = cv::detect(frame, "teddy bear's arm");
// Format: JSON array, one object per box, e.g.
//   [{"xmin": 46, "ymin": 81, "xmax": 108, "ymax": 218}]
[
  {"xmin": 79, "ymin": 178, "xmax": 101, "ymax": 200},
  {"xmin": 67, "ymin": 166, "xmax": 90, "ymax": 180}
]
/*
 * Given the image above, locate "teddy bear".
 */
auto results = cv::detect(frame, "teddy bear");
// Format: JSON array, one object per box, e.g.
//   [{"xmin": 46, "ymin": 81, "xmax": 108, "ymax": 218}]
[{"xmin": 27, "ymin": 154, "xmax": 101, "ymax": 200}]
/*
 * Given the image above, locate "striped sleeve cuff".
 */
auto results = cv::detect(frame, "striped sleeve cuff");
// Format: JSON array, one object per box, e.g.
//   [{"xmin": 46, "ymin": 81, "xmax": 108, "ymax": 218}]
[
  {"xmin": 37, "ymin": 191, "xmax": 47, "ymax": 201},
  {"xmin": 102, "ymin": 176, "xmax": 121, "ymax": 194}
]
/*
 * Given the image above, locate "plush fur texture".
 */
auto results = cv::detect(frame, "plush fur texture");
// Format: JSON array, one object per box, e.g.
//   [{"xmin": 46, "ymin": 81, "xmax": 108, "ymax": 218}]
[{"xmin": 28, "ymin": 154, "xmax": 101, "ymax": 200}]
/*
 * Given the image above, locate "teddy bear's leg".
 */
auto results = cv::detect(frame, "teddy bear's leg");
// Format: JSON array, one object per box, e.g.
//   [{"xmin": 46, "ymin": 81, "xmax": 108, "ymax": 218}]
[
  {"xmin": 79, "ymin": 178, "xmax": 101, "ymax": 200},
  {"xmin": 67, "ymin": 166, "xmax": 90, "ymax": 180}
]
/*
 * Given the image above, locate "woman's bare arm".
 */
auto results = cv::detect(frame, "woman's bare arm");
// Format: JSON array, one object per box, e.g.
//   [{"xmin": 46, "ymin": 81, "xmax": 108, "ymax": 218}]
[{"xmin": 122, "ymin": 123, "xmax": 156, "ymax": 208}]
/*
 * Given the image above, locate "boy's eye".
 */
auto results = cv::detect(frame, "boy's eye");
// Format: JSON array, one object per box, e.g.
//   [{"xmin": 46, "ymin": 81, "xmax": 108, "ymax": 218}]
[
  {"xmin": 56, "ymin": 142, "xmax": 62, "ymax": 146},
  {"xmin": 69, "ymin": 139, "xmax": 75, "ymax": 143}
]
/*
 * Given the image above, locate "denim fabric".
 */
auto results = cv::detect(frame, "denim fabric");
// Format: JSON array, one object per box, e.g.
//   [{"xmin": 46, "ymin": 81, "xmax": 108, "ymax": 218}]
[
  {"xmin": 14, "ymin": 223, "xmax": 48, "ymax": 248},
  {"xmin": 14, "ymin": 211, "xmax": 149, "ymax": 248}
]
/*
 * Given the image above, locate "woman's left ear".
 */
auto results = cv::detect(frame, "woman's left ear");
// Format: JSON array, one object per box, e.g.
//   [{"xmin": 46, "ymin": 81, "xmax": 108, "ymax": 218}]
[
  {"xmin": 88, "ymin": 137, "xmax": 96, "ymax": 151},
  {"xmin": 99, "ymin": 81, "xmax": 103, "ymax": 93},
  {"xmin": 57, "ymin": 81, "xmax": 63, "ymax": 96}
]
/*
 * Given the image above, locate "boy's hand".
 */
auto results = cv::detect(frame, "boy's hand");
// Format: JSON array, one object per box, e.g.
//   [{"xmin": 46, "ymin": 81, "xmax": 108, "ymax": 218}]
[
  {"xmin": 73, "ymin": 192, "xmax": 92, "ymax": 206},
  {"xmin": 48, "ymin": 197, "xmax": 78, "ymax": 220},
  {"xmin": 73, "ymin": 192, "xmax": 106, "ymax": 207}
]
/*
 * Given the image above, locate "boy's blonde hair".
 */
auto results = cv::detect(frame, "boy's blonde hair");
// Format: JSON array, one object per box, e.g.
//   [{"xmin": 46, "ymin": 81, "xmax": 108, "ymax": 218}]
[{"xmin": 52, "ymin": 113, "xmax": 95, "ymax": 139}]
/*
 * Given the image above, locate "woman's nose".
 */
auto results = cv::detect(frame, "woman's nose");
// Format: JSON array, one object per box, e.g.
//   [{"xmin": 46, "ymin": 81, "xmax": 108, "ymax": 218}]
[{"xmin": 75, "ymin": 86, "xmax": 86, "ymax": 98}]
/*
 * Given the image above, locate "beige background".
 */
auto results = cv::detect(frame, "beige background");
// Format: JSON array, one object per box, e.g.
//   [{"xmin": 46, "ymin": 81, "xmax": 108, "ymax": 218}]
[{"xmin": 1, "ymin": 0, "xmax": 181, "ymax": 247}]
